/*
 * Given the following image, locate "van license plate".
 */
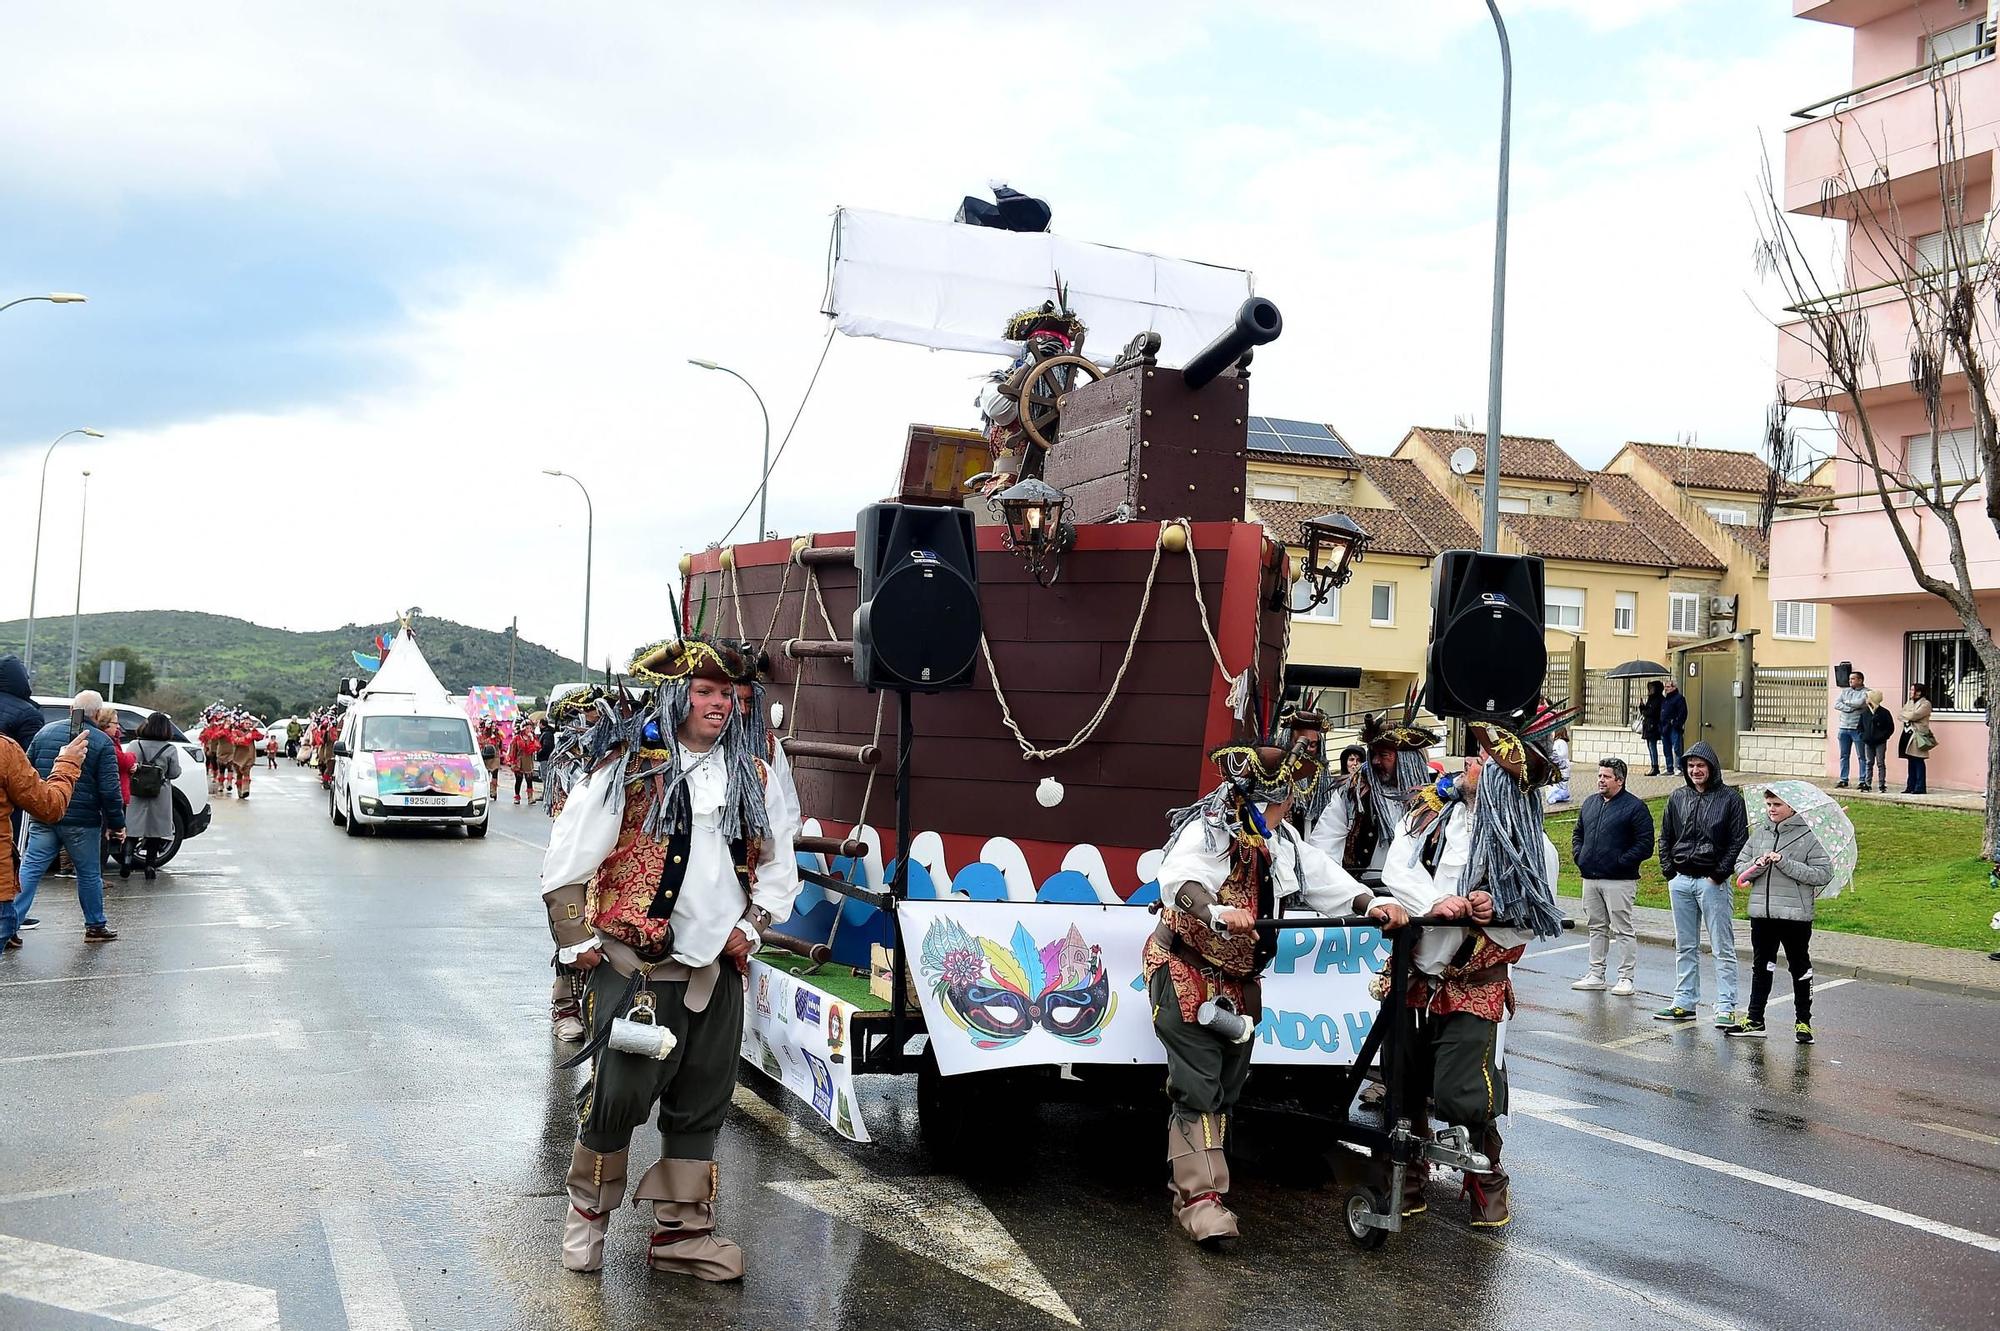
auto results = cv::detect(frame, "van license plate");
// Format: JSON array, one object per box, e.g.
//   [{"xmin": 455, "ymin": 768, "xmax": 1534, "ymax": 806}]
[{"xmin": 405, "ymin": 796, "xmax": 449, "ymax": 807}]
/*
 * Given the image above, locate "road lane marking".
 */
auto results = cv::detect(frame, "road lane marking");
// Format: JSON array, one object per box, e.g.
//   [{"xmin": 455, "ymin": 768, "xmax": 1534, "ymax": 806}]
[
  {"xmin": 1511, "ymin": 1089, "xmax": 2000, "ymax": 1254},
  {"xmin": 1524, "ymin": 1030, "xmax": 1670, "ymax": 1064},
  {"xmin": 0, "ymin": 959, "xmax": 283, "ymax": 987},
  {"xmin": 0, "ymin": 1231, "xmax": 279, "ymax": 1330},
  {"xmin": 1605, "ymin": 1029, "xmax": 1672, "ymax": 1048},
  {"xmin": 1525, "ymin": 941, "xmax": 1591, "ymax": 958},
  {"xmin": 1921, "ymin": 1121, "xmax": 2000, "ymax": 1146},
  {"xmin": 732, "ymin": 1087, "xmax": 1079, "ymax": 1325},
  {"xmin": 0, "ymin": 1184, "xmax": 110, "ymax": 1205},
  {"xmin": 153, "ymin": 914, "xmax": 279, "ymax": 931},
  {"xmin": 104, "ymin": 888, "xmax": 248, "ymax": 899},
  {"xmin": 488, "ymin": 826, "xmax": 547, "ymax": 851},
  {"xmin": 319, "ymin": 1200, "xmax": 415, "ymax": 1331},
  {"xmin": 1766, "ymin": 976, "xmax": 1852, "ymax": 1010},
  {"xmin": 0, "ymin": 1030, "xmax": 283, "ymax": 1066},
  {"xmin": 1452, "ymin": 1221, "xmax": 1742, "ymax": 1331}
]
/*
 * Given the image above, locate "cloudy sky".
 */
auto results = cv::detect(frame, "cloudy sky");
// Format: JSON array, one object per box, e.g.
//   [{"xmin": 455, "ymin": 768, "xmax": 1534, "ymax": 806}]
[{"xmin": 0, "ymin": 0, "xmax": 1850, "ymax": 671}]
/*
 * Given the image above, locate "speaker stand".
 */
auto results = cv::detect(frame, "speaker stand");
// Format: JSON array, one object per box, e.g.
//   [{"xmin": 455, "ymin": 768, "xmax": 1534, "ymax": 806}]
[{"xmin": 889, "ymin": 686, "xmax": 914, "ymax": 1070}]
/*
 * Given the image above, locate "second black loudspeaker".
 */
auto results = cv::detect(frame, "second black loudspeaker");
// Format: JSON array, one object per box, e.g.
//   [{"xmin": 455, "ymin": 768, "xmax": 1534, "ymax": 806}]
[
  {"xmin": 1424, "ymin": 550, "xmax": 1546, "ymax": 720},
  {"xmin": 852, "ymin": 502, "xmax": 982, "ymax": 691}
]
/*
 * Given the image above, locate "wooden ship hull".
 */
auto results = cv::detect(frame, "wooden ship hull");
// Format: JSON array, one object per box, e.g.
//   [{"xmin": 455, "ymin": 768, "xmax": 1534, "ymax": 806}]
[{"xmin": 681, "ymin": 312, "xmax": 1300, "ymax": 967}]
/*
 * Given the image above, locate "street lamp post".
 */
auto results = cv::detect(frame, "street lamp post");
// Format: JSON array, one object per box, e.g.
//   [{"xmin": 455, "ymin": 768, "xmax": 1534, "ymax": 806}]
[
  {"xmin": 23, "ymin": 428, "xmax": 105, "ymax": 681},
  {"xmin": 0, "ymin": 292, "xmax": 87, "ymax": 314},
  {"xmin": 69, "ymin": 469, "xmax": 91, "ymax": 696},
  {"xmin": 542, "ymin": 470, "xmax": 593, "ymax": 682},
  {"xmin": 688, "ymin": 359, "xmax": 772, "ymax": 540},
  {"xmin": 1481, "ymin": 0, "xmax": 1513, "ymax": 553}
]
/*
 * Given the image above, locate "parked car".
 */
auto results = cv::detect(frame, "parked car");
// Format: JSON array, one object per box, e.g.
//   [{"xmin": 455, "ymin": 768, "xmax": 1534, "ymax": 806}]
[{"xmin": 32, "ymin": 696, "xmax": 212, "ymax": 865}]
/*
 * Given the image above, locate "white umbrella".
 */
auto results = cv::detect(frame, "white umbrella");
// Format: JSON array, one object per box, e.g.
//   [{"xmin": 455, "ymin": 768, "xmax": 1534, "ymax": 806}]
[{"xmin": 1746, "ymin": 780, "xmax": 1858, "ymax": 898}]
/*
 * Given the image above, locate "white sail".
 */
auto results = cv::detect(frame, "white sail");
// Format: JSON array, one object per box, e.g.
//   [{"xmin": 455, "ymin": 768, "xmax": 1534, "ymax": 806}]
[{"xmin": 824, "ymin": 207, "xmax": 1254, "ymax": 360}]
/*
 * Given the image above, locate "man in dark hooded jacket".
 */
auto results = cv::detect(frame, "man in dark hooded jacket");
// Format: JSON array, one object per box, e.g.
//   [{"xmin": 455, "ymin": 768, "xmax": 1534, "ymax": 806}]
[
  {"xmin": 0, "ymin": 656, "xmax": 41, "ymax": 753},
  {"xmin": 1653, "ymin": 741, "xmax": 1749, "ymax": 1027},
  {"xmin": 0, "ymin": 654, "xmax": 45, "ymax": 865}
]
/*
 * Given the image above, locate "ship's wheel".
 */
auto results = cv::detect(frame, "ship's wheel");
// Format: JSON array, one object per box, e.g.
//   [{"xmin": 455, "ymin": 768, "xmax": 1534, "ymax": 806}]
[{"xmin": 1016, "ymin": 353, "xmax": 1104, "ymax": 451}]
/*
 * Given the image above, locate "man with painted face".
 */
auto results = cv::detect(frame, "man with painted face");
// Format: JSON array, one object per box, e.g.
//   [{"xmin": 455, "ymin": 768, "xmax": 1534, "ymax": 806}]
[
  {"xmin": 1309, "ymin": 709, "xmax": 1438, "ymax": 888},
  {"xmin": 1148, "ymin": 733, "xmax": 1409, "ymax": 1251},
  {"xmin": 552, "ymin": 633, "xmax": 799, "ymax": 1282},
  {"xmin": 1380, "ymin": 714, "xmax": 1566, "ymax": 1229}
]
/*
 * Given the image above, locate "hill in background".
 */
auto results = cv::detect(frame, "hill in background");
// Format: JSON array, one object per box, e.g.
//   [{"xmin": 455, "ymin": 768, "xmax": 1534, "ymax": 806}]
[{"xmin": 0, "ymin": 610, "xmax": 584, "ymax": 719}]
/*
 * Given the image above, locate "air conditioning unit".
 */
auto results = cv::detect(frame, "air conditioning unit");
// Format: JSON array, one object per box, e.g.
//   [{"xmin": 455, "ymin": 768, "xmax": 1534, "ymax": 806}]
[
  {"xmin": 1708, "ymin": 619, "xmax": 1733, "ymax": 638},
  {"xmin": 1708, "ymin": 595, "xmax": 1738, "ymax": 619}
]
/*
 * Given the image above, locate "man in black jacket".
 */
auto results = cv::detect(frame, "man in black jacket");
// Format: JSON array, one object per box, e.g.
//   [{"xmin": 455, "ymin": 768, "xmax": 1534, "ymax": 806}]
[
  {"xmin": 1653, "ymin": 741, "xmax": 1749, "ymax": 1028},
  {"xmin": 1570, "ymin": 757, "xmax": 1654, "ymax": 996}
]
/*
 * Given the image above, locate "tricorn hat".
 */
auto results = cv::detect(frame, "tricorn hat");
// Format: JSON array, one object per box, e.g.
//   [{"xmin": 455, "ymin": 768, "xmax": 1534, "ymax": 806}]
[
  {"xmin": 1466, "ymin": 700, "xmax": 1579, "ymax": 789},
  {"xmin": 627, "ymin": 634, "xmax": 754, "ymax": 687}
]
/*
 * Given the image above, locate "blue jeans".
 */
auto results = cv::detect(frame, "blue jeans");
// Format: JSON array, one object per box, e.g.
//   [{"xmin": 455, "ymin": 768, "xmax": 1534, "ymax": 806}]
[
  {"xmin": 3, "ymin": 823, "xmax": 109, "ymax": 939},
  {"xmin": 1669, "ymin": 873, "xmax": 1738, "ymax": 1014},
  {"xmin": 1905, "ymin": 756, "xmax": 1928, "ymax": 794},
  {"xmin": 1837, "ymin": 728, "xmax": 1860, "ymax": 781},
  {"xmin": 1644, "ymin": 736, "xmax": 1662, "ymax": 772},
  {"xmin": 1662, "ymin": 728, "xmax": 1684, "ymax": 774}
]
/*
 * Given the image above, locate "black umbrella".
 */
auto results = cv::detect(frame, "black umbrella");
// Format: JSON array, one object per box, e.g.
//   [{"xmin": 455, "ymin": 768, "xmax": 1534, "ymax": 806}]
[{"xmin": 1606, "ymin": 659, "xmax": 1671, "ymax": 679}]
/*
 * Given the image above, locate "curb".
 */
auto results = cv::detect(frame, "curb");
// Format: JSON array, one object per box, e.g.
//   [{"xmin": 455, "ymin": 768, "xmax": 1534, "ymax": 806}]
[{"xmin": 1628, "ymin": 922, "xmax": 2000, "ymax": 1001}]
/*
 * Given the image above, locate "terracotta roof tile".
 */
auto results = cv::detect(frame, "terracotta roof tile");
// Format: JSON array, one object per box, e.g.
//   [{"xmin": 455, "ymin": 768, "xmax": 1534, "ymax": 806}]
[
  {"xmin": 1626, "ymin": 441, "xmax": 1815, "ymax": 497},
  {"xmin": 1409, "ymin": 426, "xmax": 1588, "ymax": 484},
  {"xmin": 1247, "ymin": 498, "xmax": 1435, "ymax": 558},
  {"xmin": 1356, "ymin": 456, "xmax": 1480, "ymax": 552},
  {"xmin": 1588, "ymin": 472, "xmax": 1726, "ymax": 571},
  {"xmin": 1499, "ymin": 513, "xmax": 1678, "ymax": 568},
  {"xmin": 1246, "ymin": 446, "xmax": 1354, "ymax": 472}
]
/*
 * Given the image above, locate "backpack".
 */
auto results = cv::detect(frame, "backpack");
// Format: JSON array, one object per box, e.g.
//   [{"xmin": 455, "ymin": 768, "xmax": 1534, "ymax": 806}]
[{"xmin": 131, "ymin": 743, "xmax": 170, "ymax": 799}]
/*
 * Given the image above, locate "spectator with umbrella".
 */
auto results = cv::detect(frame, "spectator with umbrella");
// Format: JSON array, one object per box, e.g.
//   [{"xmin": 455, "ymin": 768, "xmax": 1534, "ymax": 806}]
[{"xmin": 1728, "ymin": 780, "xmax": 1854, "ymax": 1044}]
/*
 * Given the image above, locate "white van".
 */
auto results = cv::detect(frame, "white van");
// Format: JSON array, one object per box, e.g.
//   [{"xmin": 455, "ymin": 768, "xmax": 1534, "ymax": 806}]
[{"xmin": 328, "ymin": 701, "xmax": 491, "ymax": 837}]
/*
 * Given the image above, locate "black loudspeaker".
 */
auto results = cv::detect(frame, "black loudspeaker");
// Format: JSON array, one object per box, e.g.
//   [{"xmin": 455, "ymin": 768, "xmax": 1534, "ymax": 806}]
[
  {"xmin": 1424, "ymin": 551, "xmax": 1547, "ymax": 721},
  {"xmin": 853, "ymin": 503, "xmax": 982, "ymax": 691}
]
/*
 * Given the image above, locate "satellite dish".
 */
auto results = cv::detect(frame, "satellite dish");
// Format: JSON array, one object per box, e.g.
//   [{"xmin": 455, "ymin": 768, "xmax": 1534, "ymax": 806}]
[{"xmin": 1449, "ymin": 446, "xmax": 1480, "ymax": 477}]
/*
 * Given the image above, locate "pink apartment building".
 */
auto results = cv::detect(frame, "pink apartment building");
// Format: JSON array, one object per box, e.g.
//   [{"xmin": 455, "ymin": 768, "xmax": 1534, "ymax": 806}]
[{"xmin": 1773, "ymin": 0, "xmax": 1998, "ymax": 791}]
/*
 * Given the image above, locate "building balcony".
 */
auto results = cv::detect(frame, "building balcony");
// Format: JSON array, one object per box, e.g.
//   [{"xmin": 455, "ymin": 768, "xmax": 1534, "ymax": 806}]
[
  {"xmin": 1793, "ymin": 0, "xmax": 1927, "ymax": 26},
  {"xmin": 1783, "ymin": 47, "xmax": 2000, "ymax": 216},
  {"xmin": 1775, "ymin": 266, "xmax": 2000, "ymax": 410},
  {"xmin": 1770, "ymin": 495, "xmax": 2000, "ymax": 602}
]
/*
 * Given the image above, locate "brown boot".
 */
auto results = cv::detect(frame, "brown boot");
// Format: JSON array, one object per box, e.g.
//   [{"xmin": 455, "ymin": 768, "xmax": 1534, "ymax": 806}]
[
  {"xmin": 1167, "ymin": 1114, "xmax": 1239, "ymax": 1251},
  {"xmin": 562, "ymin": 1142, "xmax": 628, "ymax": 1272},
  {"xmin": 1401, "ymin": 1159, "xmax": 1430, "ymax": 1217},
  {"xmin": 635, "ymin": 1158, "xmax": 745, "ymax": 1281},
  {"xmin": 1464, "ymin": 1125, "xmax": 1510, "ymax": 1228}
]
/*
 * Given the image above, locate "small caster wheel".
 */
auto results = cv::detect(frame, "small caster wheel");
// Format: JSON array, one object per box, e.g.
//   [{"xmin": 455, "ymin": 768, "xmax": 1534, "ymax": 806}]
[{"xmin": 1343, "ymin": 1186, "xmax": 1390, "ymax": 1249}]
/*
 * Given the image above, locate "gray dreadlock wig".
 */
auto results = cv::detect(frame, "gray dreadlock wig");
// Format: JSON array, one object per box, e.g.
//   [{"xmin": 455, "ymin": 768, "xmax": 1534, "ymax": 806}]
[
  {"xmin": 1462, "ymin": 765, "xmax": 1564, "ymax": 939},
  {"xmin": 1162, "ymin": 781, "xmax": 1306, "ymax": 890},
  {"xmin": 636, "ymin": 676, "xmax": 771, "ymax": 843}
]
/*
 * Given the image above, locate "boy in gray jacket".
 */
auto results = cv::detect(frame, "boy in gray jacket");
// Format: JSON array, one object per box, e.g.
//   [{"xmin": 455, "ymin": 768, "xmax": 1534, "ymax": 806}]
[{"xmin": 1729, "ymin": 786, "xmax": 1834, "ymax": 1043}]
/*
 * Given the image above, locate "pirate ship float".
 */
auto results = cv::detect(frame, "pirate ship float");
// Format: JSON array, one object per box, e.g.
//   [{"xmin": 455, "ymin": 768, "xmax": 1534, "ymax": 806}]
[{"xmin": 677, "ymin": 209, "xmax": 1371, "ymax": 1002}]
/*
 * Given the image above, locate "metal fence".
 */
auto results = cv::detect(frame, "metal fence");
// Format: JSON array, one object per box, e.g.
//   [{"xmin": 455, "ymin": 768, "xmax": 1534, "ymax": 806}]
[{"xmin": 1754, "ymin": 665, "xmax": 1829, "ymax": 733}]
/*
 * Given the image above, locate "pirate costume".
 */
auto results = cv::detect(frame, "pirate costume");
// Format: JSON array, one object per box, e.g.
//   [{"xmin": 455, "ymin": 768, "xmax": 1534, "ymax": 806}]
[
  {"xmin": 551, "ymin": 634, "xmax": 799, "ymax": 1281},
  {"xmin": 1308, "ymin": 694, "xmax": 1437, "ymax": 887},
  {"xmin": 1378, "ymin": 710, "xmax": 1568, "ymax": 1227},
  {"xmin": 1147, "ymin": 737, "xmax": 1391, "ymax": 1250}
]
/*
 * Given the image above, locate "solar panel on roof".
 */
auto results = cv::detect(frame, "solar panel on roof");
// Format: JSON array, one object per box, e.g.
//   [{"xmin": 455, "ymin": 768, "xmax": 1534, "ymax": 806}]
[{"xmin": 1246, "ymin": 416, "xmax": 1356, "ymax": 461}]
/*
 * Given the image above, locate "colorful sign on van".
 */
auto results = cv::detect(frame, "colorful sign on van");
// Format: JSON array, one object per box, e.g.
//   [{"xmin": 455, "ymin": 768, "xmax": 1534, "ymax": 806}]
[{"xmin": 374, "ymin": 751, "xmax": 482, "ymax": 797}]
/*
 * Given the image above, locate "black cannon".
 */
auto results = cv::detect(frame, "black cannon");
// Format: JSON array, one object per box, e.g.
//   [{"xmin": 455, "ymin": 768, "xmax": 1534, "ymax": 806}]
[{"xmin": 1182, "ymin": 296, "xmax": 1284, "ymax": 389}]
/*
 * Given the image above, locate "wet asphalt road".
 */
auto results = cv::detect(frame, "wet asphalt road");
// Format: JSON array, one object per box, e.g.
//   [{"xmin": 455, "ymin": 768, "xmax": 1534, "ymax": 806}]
[{"xmin": 2, "ymin": 764, "xmax": 1997, "ymax": 1331}]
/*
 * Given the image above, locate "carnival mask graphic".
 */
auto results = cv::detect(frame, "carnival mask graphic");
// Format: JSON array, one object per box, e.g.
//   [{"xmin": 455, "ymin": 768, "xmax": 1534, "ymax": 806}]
[{"xmin": 920, "ymin": 918, "xmax": 1117, "ymax": 1049}]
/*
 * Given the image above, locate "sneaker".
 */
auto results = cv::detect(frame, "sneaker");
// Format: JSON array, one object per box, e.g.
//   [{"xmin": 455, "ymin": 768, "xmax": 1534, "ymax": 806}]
[
  {"xmin": 1713, "ymin": 1010, "xmax": 1742, "ymax": 1030},
  {"xmin": 1652, "ymin": 1006, "xmax": 1697, "ymax": 1022},
  {"xmin": 3, "ymin": 936, "xmax": 20, "ymax": 951},
  {"xmin": 83, "ymin": 924, "xmax": 118, "ymax": 943},
  {"xmin": 1795, "ymin": 1022, "xmax": 1814, "ymax": 1045},
  {"xmin": 1835, "ymin": 780, "xmax": 1849, "ymax": 788},
  {"xmin": 1727, "ymin": 1019, "xmax": 1766, "ymax": 1038},
  {"xmin": 1570, "ymin": 975, "xmax": 1607, "ymax": 991},
  {"xmin": 1610, "ymin": 977, "xmax": 1636, "ymax": 996},
  {"xmin": 20, "ymin": 918, "xmax": 39, "ymax": 930}
]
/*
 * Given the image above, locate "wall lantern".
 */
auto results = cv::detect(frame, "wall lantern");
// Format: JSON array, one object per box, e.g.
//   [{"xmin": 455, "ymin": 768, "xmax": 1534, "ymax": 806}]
[
  {"xmin": 1295, "ymin": 511, "xmax": 1370, "ymax": 610},
  {"xmin": 996, "ymin": 476, "xmax": 1076, "ymax": 585}
]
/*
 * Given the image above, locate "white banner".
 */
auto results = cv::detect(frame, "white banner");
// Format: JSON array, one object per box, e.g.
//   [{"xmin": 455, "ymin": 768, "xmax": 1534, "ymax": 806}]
[
  {"xmin": 901, "ymin": 900, "xmax": 1387, "ymax": 1077},
  {"xmin": 825, "ymin": 208, "xmax": 1254, "ymax": 361},
  {"xmin": 742, "ymin": 960, "xmax": 872, "ymax": 1142}
]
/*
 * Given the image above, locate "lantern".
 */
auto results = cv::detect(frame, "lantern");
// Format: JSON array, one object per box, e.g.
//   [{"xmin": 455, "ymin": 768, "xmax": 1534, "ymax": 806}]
[{"xmin": 995, "ymin": 476, "xmax": 1076, "ymax": 585}]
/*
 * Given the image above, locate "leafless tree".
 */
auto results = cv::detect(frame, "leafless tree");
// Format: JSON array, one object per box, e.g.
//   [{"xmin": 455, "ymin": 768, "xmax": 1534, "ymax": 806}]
[{"xmin": 1754, "ymin": 56, "xmax": 2000, "ymax": 854}]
